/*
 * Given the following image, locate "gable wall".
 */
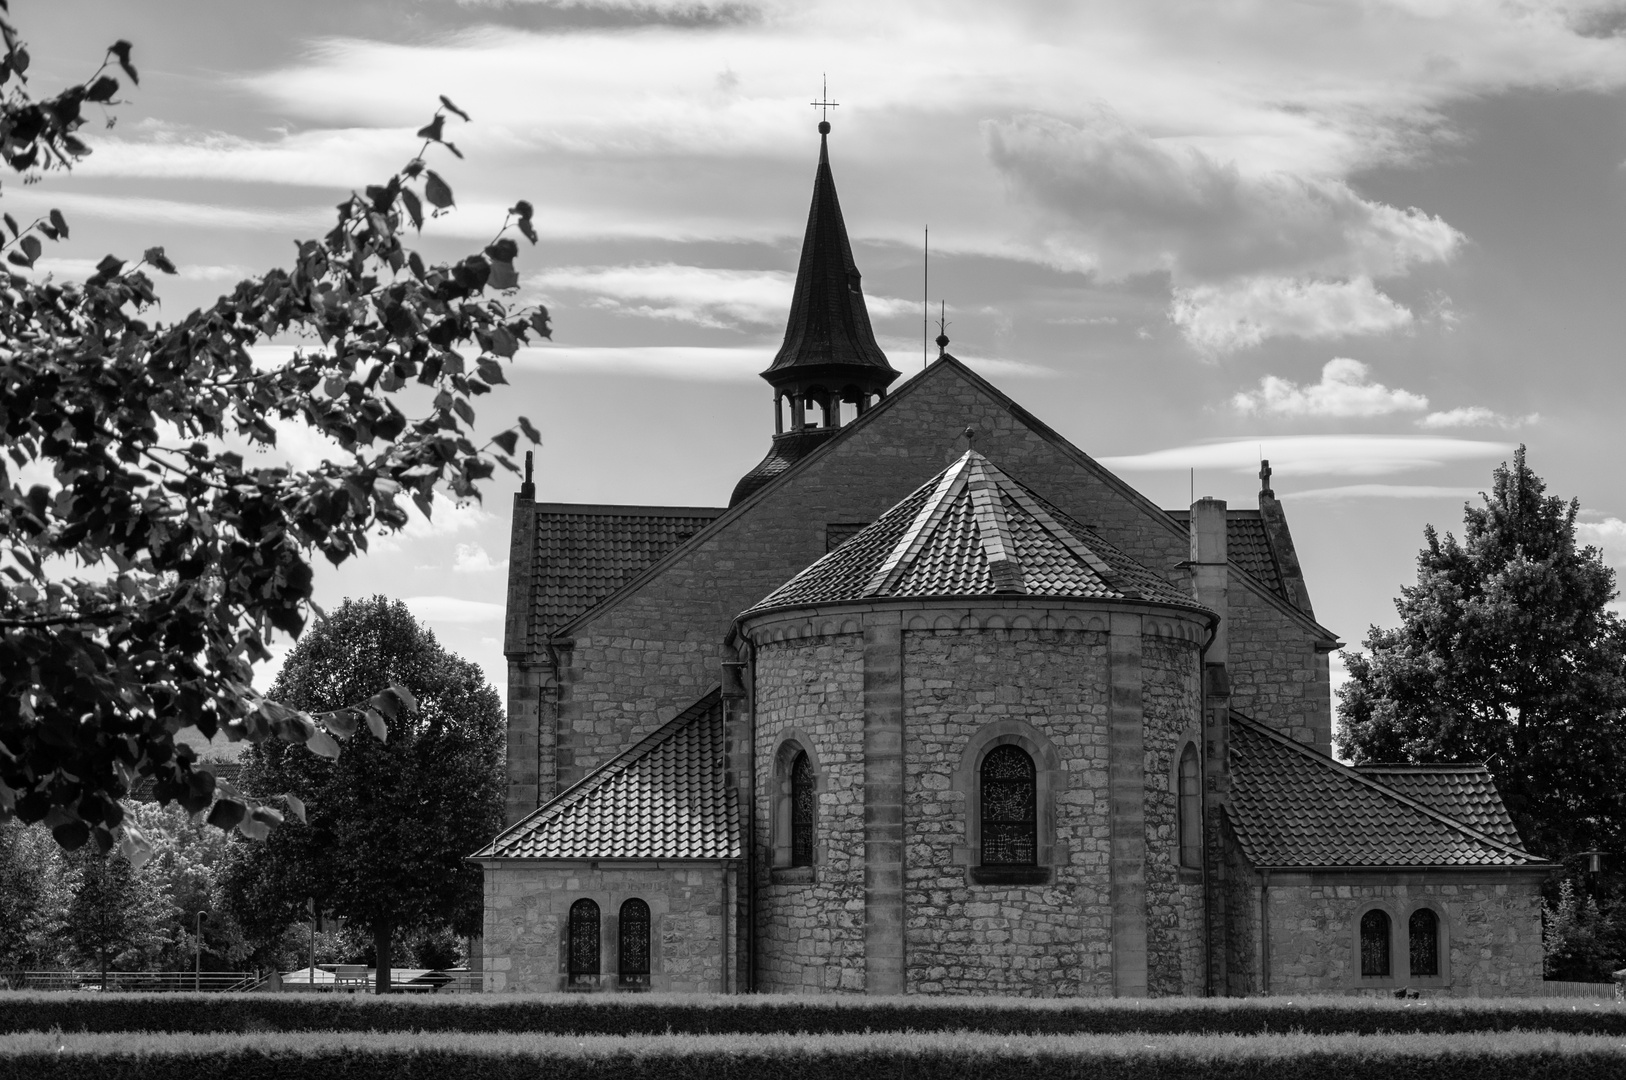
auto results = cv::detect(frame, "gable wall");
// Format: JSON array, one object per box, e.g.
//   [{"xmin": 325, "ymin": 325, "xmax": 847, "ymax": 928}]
[
  {"xmin": 1226, "ymin": 581, "xmax": 1333, "ymax": 753},
  {"xmin": 547, "ymin": 363, "xmax": 1199, "ymax": 787}
]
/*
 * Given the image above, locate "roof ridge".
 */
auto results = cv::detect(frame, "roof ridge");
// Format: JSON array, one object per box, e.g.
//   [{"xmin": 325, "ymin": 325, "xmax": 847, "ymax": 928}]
[
  {"xmin": 965, "ymin": 455, "xmax": 1025, "ymax": 593},
  {"xmin": 1356, "ymin": 762, "xmax": 1493, "ymax": 772},
  {"xmin": 479, "ymin": 688, "xmax": 723, "ymax": 854},
  {"xmin": 1230, "ymin": 713, "xmax": 1538, "ymax": 863},
  {"xmin": 863, "ymin": 455, "xmax": 971, "ymax": 597}
]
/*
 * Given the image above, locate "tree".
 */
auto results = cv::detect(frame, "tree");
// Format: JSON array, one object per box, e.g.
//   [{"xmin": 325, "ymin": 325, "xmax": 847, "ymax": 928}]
[
  {"xmin": 0, "ymin": 9, "xmax": 548, "ymax": 854},
  {"xmin": 65, "ymin": 846, "xmax": 170, "ymax": 984},
  {"xmin": 221, "ymin": 597, "xmax": 503, "ymax": 993},
  {"xmin": 0, "ymin": 820, "xmax": 72, "ymax": 970},
  {"xmin": 1337, "ymin": 447, "xmax": 1626, "ymax": 861}
]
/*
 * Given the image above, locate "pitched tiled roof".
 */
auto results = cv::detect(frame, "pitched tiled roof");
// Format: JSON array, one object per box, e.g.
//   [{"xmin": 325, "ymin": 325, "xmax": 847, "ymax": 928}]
[
  {"xmin": 1164, "ymin": 509, "xmax": 1284, "ymax": 598},
  {"xmin": 1227, "ymin": 715, "xmax": 1540, "ymax": 868},
  {"xmin": 473, "ymin": 691, "xmax": 741, "ymax": 861},
  {"xmin": 1354, "ymin": 764, "xmax": 1522, "ymax": 847},
  {"xmin": 529, "ymin": 504, "xmax": 722, "ymax": 641},
  {"xmin": 747, "ymin": 451, "xmax": 1210, "ymax": 615}
]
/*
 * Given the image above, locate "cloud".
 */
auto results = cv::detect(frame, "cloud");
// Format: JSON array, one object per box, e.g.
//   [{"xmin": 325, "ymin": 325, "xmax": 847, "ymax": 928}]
[
  {"xmin": 401, "ymin": 595, "xmax": 505, "ymax": 623},
  {"xmin": 1100, "ymin": 435, "xmax": 1514, "ymax": 477},
  {"xmin": 3, "ymin": 188, "xmax": 328, "ymax": 234},
  {"xmin": 1284, "ymin": 484, "xmax": 1483, "ymax": 501},
  {"xmin": 1172, "ymin": 278, "xmax": 1415, "ymax": 355},
  {"xmin": 516, "ymin": 345, "xmax": 765, "ymax": 381},
  {"xmin": 1576, "ymin": 517, "xmax": 1626, "ymax": 567},
  {"xmin": 1231, "ymin": 358, "xmax": 1428, "ymax": 419},
  {"xmin": 982, "ymin": 109, "xmax": 1463, "ymax": 284},
  {"xmin": 453, "ymin": 543, "xmax": 507, "ymax": 573},
  {"xmin": 29, "ymin": 258, "xmax": 255, "ymax": 283},
  {"xmin": 1417, "ymin": 406, "xmax": 1538, "ymax": 430}
]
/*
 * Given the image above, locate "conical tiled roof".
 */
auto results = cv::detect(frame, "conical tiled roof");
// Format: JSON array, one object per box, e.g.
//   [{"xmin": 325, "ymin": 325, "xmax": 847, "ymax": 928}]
[
  {"xmin": 1228, "ymin": 715, "xmax": 1541, "ymax": 868},
  {"xmin": 473, "ymin": 691, "xmax": 741, "ymax": 861},
  {"xmin": 745, "ymin": 450, "xmax": 1209, "ymax": 613},
  {"xmin": 762, "ymin": 129, "xmax": 897, "ymax": 384}
]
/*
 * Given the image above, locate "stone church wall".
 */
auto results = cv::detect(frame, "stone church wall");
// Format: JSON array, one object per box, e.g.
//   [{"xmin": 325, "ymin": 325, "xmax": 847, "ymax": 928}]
[
  {"xmin": 1139, "ymin": 634, "xmax": 1206, "ymax": 996},
  {"xmin": 480, "ymin": 862, "xmax": 732, "ymax": 993},
  {"xmin": 529, "ymin": 361, "xmax": 1203, "ymax": 796},
  {"xmin": 902, "ymin": 626, "xmax": 1114, "ymax": 997},
  {"xmin": 1226, "ymin": 580, "xmax": 1333, "ymax": 754},
  {"xmin": 1263, "ymin": 875, "xmax": 1544, "ymax": 996},
  {"xmin": 752, "ymin": 632, "xmax": 869, "ymax": 993}
]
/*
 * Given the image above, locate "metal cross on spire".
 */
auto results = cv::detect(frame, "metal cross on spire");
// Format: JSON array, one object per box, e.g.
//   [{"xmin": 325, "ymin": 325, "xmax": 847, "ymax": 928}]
[{"xmin": 810, "ymin": 74, "xmax": 839, "ymax": 130}]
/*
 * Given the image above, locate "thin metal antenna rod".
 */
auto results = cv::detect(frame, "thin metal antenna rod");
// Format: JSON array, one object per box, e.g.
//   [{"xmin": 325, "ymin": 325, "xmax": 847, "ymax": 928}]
[{"xmin": 923, "ymin": 226, "xmax": 929, "ymax": 371}]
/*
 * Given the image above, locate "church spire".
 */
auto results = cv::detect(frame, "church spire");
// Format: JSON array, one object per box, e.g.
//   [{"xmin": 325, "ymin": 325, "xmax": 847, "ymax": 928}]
[{"xmin": 729, "ymin": 119, "xmax": 900, "ymax": 507}]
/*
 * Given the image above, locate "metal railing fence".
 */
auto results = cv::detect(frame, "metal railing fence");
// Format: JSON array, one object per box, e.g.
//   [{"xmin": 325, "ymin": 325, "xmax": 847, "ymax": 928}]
[{"xmin": 0, "ymin": 970, "xmax": 260, "ymax": 992}]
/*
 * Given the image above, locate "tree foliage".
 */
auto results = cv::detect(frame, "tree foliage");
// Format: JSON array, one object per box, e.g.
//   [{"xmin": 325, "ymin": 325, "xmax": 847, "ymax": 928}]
[
  {"xmin": 0, "ymin": 818, "xmax": 71, "ymax": 968},
  {"xmin": 1336, "ymin": 447, "xmax": 1626, "ymax": 860},
  {"xmin": 0, "ymin": 13, "xmax": 548, "ymax": 855},
  {"xmin": 221, "ymin": 597, "xmax": 504, "ymax": 993},
  {"xmin": 65, "ymin": 846, "xmax": 171, "ymax": 982}
]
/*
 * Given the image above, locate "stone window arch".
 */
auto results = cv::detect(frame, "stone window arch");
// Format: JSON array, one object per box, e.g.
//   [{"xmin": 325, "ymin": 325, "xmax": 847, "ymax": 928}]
[
  {"xmin": 567, "ymin": 898, "xmax": 600, "ymax": 987},
  {"xmin": 955, "ymin": 721, "xmax": 1062, "ymax": 885},
  {"xmin": 1357, "ymin": 905, "xmax": 1393, "ymax": 979},
  {"xmin": 980, "ymin": 745, "xmax": 1037, "ymax": 866},
  {"xmin": 1176, "ymin": 741, "xmax": 1202, "ymax": 870},
  {"xmin": 1403, "ymin": 902, "xmax": 1449, "ymax": 983},
  {"xmin": 770, "ymin": 733, "xmax": 822, "ymax": 875},
  {"xmin": 618, "ymin": 898, "xmax": 651, "ymax": 988}
]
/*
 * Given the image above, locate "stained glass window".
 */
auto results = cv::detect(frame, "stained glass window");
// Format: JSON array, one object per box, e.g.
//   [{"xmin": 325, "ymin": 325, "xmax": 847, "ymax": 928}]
[
  {"xmin": 1178, "ymin": 744, "xmax": 1202, "ymax": 869},
  {"xmin": 568, "ymin": 899, "xmax": 599, "ymax": 984},
  {"xmin": 980, "ymin": 744, "xmax": 1037, "ymax": 866},
  {"xmin": 791, "ymin": 751, "xmax": 816, "ymax": 867},
  {"xmin": 1360, "ymin": 909, "xmax": 1390, "ymax": 977},
  {"xmin": 1408, "ymin": 908, "xmax": 1439, "ymax": 977},
  {"xmin": 619, "ymin": 898, "xmax": 651, "ymax": 987}
]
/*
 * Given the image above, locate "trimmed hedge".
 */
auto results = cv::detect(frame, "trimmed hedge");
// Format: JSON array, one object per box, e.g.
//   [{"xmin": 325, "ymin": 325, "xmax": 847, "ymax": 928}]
[
  {"xmin": 2, "ymin": 1030, "xmax": 1625, "ymax": 1080},
  {"xmin": 0, "ymin": 990, "xmax": 1622, "ymax": 1036}
]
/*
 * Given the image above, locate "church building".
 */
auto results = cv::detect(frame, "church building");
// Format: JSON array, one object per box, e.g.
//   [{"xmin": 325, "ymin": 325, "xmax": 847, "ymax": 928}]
[{"xmin": 471, "ymin": 121, "xmax": 1547, "ymax": 997}]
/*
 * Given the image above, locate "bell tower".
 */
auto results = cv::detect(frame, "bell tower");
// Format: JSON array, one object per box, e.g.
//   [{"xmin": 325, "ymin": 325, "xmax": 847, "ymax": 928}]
[{"xmin": 729, "ymin": 118, "xmax": 899, "ymax": 506}]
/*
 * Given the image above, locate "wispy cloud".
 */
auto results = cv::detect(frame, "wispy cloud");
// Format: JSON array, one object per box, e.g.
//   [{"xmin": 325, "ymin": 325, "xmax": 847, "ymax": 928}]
[
  {"xmin": 1284, "ymin": 484, "xmax": 1483, "ymax": 501},
  {"xmin": 1100, "ymin": 435, "xmax": 1514, "ymax": 477},
  {"xmin": 1173, "ymin": 278, "xmax": 1414, "ymax": 355},
  {"xmin": 4, "ymin": 188, "xmax": 328, "ymax": 234},
  {"xmin": 516, "ymin": 345, "xmax": 765, "ymax": 381},
  {"xmin": 402, "ymin": 595, "xmax": 504, "ymax": 623},
  {"xmin": 1231, "ymin": 359, "xmax": 1428, "ymax": 419},
  {"xmin": 1576, "ymin": 517, "xmax": 1626, "ymax": 567},
  {"xmin": 1417, "ymin": 406, "xmax": 1538, "ymax": 430},
  {"xmin": 452, "ymin": 543, "xmax": 507, "ymax": 573}
]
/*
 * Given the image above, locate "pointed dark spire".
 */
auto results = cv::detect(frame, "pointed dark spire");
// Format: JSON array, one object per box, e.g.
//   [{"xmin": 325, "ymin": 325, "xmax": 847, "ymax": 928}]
[{"xmin": 762, "ymin": 125, "xmax": 898, "ymax": 386}]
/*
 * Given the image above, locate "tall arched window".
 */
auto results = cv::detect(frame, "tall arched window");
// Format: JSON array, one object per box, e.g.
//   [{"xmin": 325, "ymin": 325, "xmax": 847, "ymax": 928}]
[
  {"xmin": 1408, "ymin": 908, "xmax": 1439, "ymax": 978},
  {"xmin": 1178, "ymin": 744, "xmax": 1202, "ymax": 869},
  {"xmin": 618, "ymin": 898, "xmax": 651, "ymax": 987},
  {"xmin": 791, "ymin": 751, "xmax": 816, "ymax": 867},
  {"xmin": 980, "ymin": 745, "xmax": 1037, "ymax": 866},
  {"xmin": 1360, "ymin": 909, "xmax": 1391, "ymax": 977},
  {"xmin": 568, "ymin": 899, "xmax": 600, "ymax": 986}
]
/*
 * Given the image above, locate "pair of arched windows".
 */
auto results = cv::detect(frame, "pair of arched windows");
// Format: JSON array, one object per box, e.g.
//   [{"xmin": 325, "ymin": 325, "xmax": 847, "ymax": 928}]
[
  {"xmin": 1359, "ymin": 907, "xmax": 1441, "ymax": 979},
  {"xmin": 567, "ymin": 898, "xmax": 650, "ymax": 987}
]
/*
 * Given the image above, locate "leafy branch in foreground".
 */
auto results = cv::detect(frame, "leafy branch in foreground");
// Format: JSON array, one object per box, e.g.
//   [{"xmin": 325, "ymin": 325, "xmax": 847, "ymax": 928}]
[{"xmin": 0, "ymin": 17, "xmax": 550, "ymax": 858}]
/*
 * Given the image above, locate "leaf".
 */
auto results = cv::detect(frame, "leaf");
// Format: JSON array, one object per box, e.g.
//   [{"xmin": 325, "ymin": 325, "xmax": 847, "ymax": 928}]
[
  {"xmin": 236, "ymin": 813, "xmax": 270, "ymax": 841},
  {"xmin": 365, "ymin": 708, "xmax": 388, "ymax": 743},
  {"xmin": 440, "ymin": 94, "xmax": 470, "ymax": 121},
  {"xmin": 452, "ymin": 396, "xmax": 475, "ymax": 426},
  {"xmin": 118, "ymin": 822, "xmax": 154, "ymax": 869},
  {"xmin": 389, "ymin": 683, "xmax": 418, "ymax": 713},
  {"xmin": 323, "ymin": 708, "xmax": 359, "ymax": 739},
  {"xmin": 107, "ymin": 39, "xmax": 138, "ymax": 85},
  {"xmin": 529, "ymin": 306, "xmax": 552, "ymax": 340},
  {"xmin": 416, "ymin": 114, "xmax": 445, "ymax": 143},
  {"xmin": 282, "ymin": 793, "xmax": 307, "ymax": 824},
  {"xmin": 87, "ymin": 253, "xmax": 124, "ymax": 284},
  {"xmin": 2, "ymin": 212, "xmax": 15, "ymax": 237},
  {"xmin": 487, "ymin": 259, "xmax": 518, "ymax": 291},
  {"xmin": 485, "ymin": 238, "xmax": 518, "ymax": 263},
  {"xmin": 85, "ymin": 75, "xmax": 118, "ymax": 103},
  {"xmin": 400, "ymin": 188, "xmax": 423, "ymax": 232},
  {"xmin": 9, "ymin": 234, "xmax": 39, "ymax": 268},
  {"xmin": 305, "ymin": 729, "xmax": 341, "ymax": 759},
  {"xmin": 518, "ymin": 416, "xmax": 542, "ymax": 445},
  {"xmin": 206, "ymin": 798, "xmax": 246, "ymax": 831},
  {"xmin": 423, "ymin": 171, "xmax": 454, "ymax": 210},
  {"xmin": 492, "ymin": 429, "xmax": 519, "ymax": 455},
  {"xmin": 142, "ymin": 246, "xmax": 177, "ymax": 274}
]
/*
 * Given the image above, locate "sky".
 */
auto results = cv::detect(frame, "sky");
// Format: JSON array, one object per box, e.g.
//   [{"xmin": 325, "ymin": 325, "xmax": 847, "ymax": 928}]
[{"xmin": 10, "ymin": 0, "xmax": 1626, "ymax": 718}]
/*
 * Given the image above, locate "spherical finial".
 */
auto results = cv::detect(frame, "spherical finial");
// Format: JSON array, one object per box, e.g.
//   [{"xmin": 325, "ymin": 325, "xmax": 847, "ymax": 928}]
[
  {"xmin": 935, "ymin": 332, "xmax": 950, "ymax": 351},
  {"xmin": 818, "ymin": 120, "xmax": 831, "ymax": 135}
]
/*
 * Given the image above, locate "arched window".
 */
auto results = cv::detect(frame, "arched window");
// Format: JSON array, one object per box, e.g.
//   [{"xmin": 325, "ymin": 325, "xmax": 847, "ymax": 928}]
[
  {"xmin": 1359, "ymin": 909, "xmax": 1391, "ymax": 977},
  {"xmin": 980, "ymin": 745, "xmax": 1037, "ymax": 866},
  {"xmin": 1408, "ymin": 908, "xmax": 1439, "ymax": 978},
  {"xmin": 568, "ymin": 899, "xmax": 599, "ymax": 985},
  {"xmin": 1178, "ymin": 743, "xmax": 1202, "ymax": 869},
  {"xmin": 791, "ymin": 751, "xmax": 816, "ymax": 867},
  {"xmin": 618, "ymin": 898, "xmax": 651, "ymax": 987}
]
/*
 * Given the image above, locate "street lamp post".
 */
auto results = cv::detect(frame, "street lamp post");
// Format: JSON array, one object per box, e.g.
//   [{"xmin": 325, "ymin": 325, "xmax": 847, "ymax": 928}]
[{"xmin": 194, "ymin": 911, "xmax": 208, "ymax": 992}]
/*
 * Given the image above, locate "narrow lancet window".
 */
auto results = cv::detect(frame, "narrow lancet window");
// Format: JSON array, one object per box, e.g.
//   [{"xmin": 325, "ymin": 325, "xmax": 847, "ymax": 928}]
[
  {"xmin": 1360, "ymin": 909, "xmax": 1391, "ymax": 977},
  {"xmin": 791, "ymin": 750, "xmax": 816, "ymax": 867},
  {"xmin": 1178, "ymin": 744, "xmax": 1202, "ymax": 869},
  {"xmin": 1408, "ymin": 908, "xmax": 1439, "ymax": 977},
  {"xmin": 980, "ymin": 745, "xmax": 1037, "ymax": 865},
  {"xmin": 618, "ymin": 898, "xmax": 651, "ymax": 987},
  {"xmin": 568, "ymin": 899, "xmax": 600, "ymax": 985}
]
